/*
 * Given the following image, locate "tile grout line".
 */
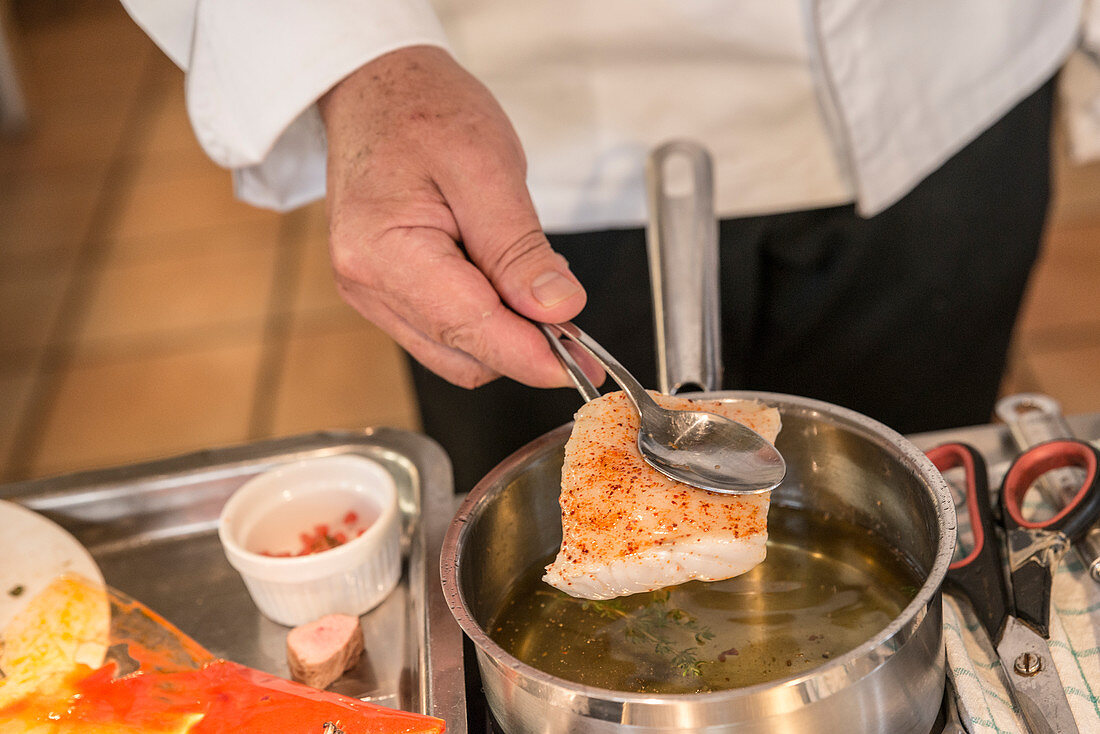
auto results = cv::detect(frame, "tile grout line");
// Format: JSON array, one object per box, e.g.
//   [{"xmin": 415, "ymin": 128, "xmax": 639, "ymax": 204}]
[
  {"xmin": 2, "ymin": 49, "xmax": 170, "ymax": 482},
  {"xmin": 1, "ymin": 319, "xmax": 272, "ymax": 370},
  {"xmin": 1019, "ymin": 321, "xmax": 1100, "ymax": 352},
  {"xmin": 246, "ymin": 207, "xmax": 311, "ymax": 439}
]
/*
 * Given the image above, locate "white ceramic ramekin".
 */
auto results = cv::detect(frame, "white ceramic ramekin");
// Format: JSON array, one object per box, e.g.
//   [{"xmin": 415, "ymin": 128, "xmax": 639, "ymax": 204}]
[{"xmin": 218, "ymin": 454, "xmax": 401, "ymax": 627}]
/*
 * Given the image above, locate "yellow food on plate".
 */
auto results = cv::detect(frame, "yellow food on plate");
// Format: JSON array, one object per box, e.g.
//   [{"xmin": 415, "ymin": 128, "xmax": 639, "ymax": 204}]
[
  {"xmin": 0, "ymin": 574, "xmax": 109, "ymax": 709},
  {"xmin": 0, "ymin": 577, "xmax": 444, "ymax": 734}
]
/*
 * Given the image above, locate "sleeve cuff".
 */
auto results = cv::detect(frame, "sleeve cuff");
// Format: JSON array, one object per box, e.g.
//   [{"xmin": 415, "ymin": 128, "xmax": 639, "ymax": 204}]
[
  {"xmin": 230, "ymin": 107, "xmax": 328, "ymax": 212},
  {"xmin": 186, "ymin": 0, "xmax": 450, "ymax": 173}
]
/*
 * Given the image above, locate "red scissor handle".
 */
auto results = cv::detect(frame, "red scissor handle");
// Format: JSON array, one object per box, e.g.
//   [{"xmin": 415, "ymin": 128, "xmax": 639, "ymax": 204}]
[
  {"xmin": 927, "ymin": 442, "xmax": 1010, "ymax": 642},
  {"xmin": 1001, "ymin": 439, "xmax": 1100, "ymax": 541},
  {"xmin": 927, "ymin": 443, "xmax": 990, "ymax": 571},
  {"xmin": 1000, "ymin": 439, "xmax": 1100, "ymax": 638}
]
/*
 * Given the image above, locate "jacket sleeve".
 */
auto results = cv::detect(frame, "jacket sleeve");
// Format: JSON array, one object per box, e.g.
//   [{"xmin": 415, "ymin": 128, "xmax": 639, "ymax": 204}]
[
  {"xmin": 1059, "ymin": 0, "xmax": 1100, "ymax": 165},
  {"xmin": 120, "ymin": 0, "xmax": 450, "ymax": 210}
]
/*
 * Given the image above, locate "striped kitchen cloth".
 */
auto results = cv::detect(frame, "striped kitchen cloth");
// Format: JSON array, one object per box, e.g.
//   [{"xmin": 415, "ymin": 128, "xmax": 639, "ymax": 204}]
[{"xmin": 941, "ymin": 456, "xmax": 1100, "ymax": 734}]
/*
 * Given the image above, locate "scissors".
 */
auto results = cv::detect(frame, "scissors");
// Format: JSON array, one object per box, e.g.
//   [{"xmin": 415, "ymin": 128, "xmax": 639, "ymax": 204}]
[{"xmin": 926, "ymin": 439, "xmax": 1100, "ymax": 734}]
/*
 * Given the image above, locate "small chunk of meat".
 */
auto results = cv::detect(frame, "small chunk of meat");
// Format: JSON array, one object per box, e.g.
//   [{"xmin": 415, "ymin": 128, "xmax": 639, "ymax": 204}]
[
  {"xmin": 544, "ymin": 391, "xmax": 781, "ymax": 600},
  {"xmin": 286, "ymin": 613, "xmax": 364, "ymax": 690}
]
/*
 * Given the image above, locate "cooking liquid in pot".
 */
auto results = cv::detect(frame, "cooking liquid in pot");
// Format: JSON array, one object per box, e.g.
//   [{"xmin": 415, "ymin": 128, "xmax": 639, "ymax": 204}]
[{"xmin": 489, "ymin": 505, "xmax": 921, "ymax": 694}]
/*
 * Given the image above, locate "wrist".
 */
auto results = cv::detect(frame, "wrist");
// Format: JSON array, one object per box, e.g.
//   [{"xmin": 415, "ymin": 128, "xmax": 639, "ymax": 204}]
[{"xmin": 318, "ymin": 45, "xmax": 455, "ymax": 123}]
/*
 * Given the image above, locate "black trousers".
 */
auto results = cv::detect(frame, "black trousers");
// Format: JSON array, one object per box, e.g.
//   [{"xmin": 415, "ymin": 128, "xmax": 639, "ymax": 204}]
[{"xmin": 411, "ymin": 78, "xmax": 1055, "ymax": 493}]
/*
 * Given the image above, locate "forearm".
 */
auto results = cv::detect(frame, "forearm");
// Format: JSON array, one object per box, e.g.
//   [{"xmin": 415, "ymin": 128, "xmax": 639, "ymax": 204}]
[{"xmin": 120, "ymin": 0, "xmax": 450, "ymax": 208}]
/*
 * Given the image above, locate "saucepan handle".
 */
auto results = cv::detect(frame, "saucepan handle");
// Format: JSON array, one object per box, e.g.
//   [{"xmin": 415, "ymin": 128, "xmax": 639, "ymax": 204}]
[{"xmin": 645, "ymin": 141, "xmax": 722, "ymax": 395}]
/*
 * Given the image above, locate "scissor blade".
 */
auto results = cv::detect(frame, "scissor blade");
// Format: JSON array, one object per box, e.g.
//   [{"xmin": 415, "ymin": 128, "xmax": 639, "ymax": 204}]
[
  {"xmin": 942, "ymin": 668, "xmax": 972, "ymax": 734},
  {"xmin": 996, "ymin": 617, "xmax": 1079, "ymax": 734}
]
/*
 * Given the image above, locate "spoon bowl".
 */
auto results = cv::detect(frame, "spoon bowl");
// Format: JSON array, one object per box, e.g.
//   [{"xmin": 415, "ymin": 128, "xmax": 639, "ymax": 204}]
[
  {"xmin": 542, "ymin": 321, "xmax": 786, "ymax": 494},
  {"xmin": 639, "ymin": 404, "xmax": 787, "ymax": 494}
]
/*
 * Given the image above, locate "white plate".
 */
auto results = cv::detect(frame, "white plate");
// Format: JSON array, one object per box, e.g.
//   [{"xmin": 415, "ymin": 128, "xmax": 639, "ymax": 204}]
[{"xmin": 0, "ymin": 499, "xmax": 104, "ymax": 631}]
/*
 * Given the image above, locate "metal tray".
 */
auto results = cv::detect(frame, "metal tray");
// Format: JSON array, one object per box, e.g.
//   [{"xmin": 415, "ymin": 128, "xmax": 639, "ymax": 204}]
[
  {"xmin": 907, "ymin": 412, "xmax": 1100, "ymax": 460},
  {"xmin": 0, "ymin": 428, "xmax": 467, "ymax": 733}
]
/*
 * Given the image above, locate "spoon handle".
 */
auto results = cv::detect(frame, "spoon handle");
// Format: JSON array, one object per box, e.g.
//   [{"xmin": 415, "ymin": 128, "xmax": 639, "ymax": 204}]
[
  {"xmin": 544, "ymin": 322, "xmax": 663, "ymax": 421},
  {"xmin": 539, "ymin": 323, "xmax": 600, "ymax": 402}
]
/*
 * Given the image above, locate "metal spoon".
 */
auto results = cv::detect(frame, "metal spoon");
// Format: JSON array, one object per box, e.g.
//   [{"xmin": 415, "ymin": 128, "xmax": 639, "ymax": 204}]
[{"xmin": 542, "ymin": 321, "xmax": 786, "ymax": 494}]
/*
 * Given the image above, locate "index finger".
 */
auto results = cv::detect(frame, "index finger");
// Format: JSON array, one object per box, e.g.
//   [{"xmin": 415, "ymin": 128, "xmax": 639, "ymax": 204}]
[{"xmin": 339, "ymin": 224, "xmax": 601, "ymax": 389}]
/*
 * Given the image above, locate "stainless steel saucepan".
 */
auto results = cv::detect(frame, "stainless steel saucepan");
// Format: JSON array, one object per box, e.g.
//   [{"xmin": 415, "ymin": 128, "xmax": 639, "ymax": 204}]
[{"xmin": 440, "ymin": 142, "xmax": 956, "ymax": 733}]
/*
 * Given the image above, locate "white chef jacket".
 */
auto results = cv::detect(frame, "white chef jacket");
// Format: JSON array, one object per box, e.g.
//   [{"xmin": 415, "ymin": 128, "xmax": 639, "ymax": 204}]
[{"xmin": 121, "ymin": 0, "xmax": 1085, "ymax": 232}]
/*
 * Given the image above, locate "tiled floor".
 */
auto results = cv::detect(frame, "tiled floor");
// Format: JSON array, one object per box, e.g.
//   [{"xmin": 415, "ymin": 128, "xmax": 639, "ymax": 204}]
[
  {"xmin": 1, "ymin": 2, "xmax": 1099, "ymax": 483},
  {"xmin": 0, "ymin": 1, "xmax": 417, "ymax": 481}
]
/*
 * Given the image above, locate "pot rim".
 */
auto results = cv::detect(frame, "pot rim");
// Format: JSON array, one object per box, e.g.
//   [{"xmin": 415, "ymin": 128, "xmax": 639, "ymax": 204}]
[{"xmin": 440, "ymin": 390, "xmax": 956, "ymax": 706}]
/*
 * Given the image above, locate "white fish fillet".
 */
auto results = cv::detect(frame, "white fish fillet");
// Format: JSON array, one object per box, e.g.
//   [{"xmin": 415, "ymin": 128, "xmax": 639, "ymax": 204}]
[{"xmin": 543, "ymin": 391, "xmax": 781, "ymax": 600}]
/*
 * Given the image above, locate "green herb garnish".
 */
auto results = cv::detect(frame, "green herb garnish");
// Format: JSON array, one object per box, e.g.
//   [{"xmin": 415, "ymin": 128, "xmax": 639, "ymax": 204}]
[{"xmin": 582, "ymin": 590, "xmax": 714, "ymax": 678}]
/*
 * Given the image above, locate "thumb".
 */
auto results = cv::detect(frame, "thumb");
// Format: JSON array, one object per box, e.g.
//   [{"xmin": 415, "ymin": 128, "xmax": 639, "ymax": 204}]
[
  {"xmin": 468, "ymin": 225, "xmax": 604, "ymax": 386},
  {"xmin": 448, "ymin": 172, "xmax": 602, "ymax": 382},
  {"xmin": 445, "ymin": 179, "xmax": 587, "ymax": 324},
  {"xmin": 476, "ymin": 228, "xmax": 588, "ymax": 324},
  {"xmin": 432, "ymin": 102, "xmax": 587, "ymax": 323}
]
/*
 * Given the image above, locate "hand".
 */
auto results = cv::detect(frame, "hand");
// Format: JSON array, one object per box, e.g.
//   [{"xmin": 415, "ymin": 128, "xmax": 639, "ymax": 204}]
[{"xmin": 319, "ymin": 45, "xmax": 601, "ymax": 389}]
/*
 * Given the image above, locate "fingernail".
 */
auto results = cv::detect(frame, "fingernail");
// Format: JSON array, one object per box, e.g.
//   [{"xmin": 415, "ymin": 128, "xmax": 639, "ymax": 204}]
[{"xmin": 532, "ymin": 270, "xmax": 581, "ymax": 307}]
